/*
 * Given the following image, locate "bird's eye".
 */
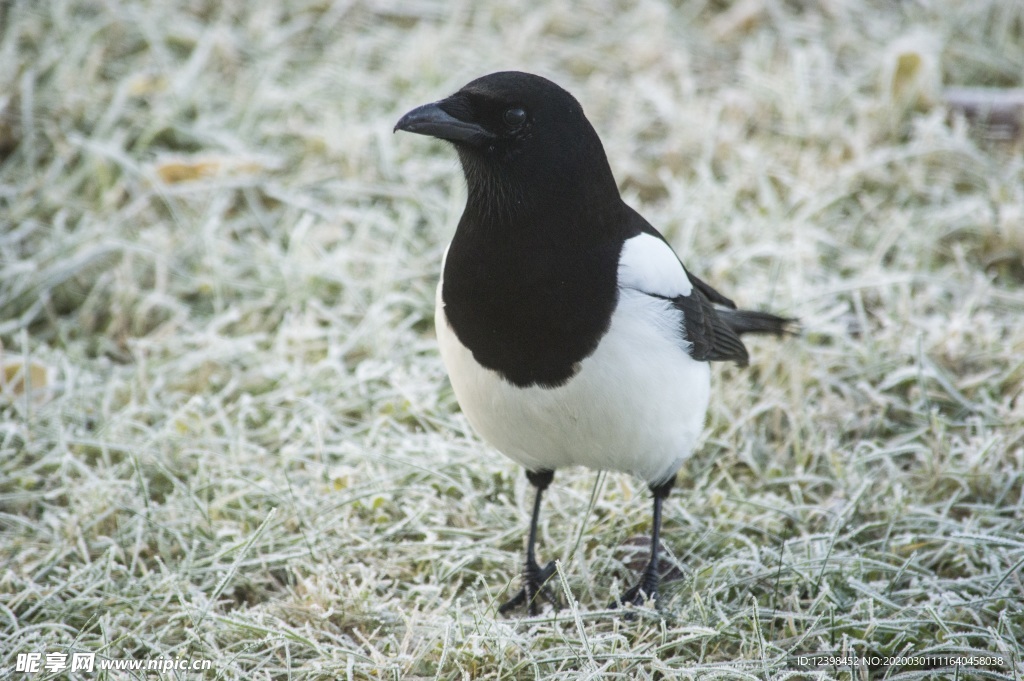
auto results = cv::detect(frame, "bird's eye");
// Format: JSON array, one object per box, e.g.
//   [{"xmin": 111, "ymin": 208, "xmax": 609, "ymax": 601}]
[{"xmin": 503, "ymin": 107, "xmax": 526, "ymax": 128}]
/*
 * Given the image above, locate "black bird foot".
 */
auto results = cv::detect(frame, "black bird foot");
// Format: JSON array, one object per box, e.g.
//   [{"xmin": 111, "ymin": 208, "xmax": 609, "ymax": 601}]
[
  {"xmin": 610, "ymin": 571, "xmax": 660, "ymax": 610},
  {"xmin": 499, "ymin": 559, "xmax": 559, "ymax": 615}
]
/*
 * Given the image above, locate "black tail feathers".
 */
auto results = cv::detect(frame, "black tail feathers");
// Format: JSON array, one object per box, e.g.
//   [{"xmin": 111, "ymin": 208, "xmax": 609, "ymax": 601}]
[{"xmin": 719, "ymin": 309, "xmax": 798, "ymax": 338}]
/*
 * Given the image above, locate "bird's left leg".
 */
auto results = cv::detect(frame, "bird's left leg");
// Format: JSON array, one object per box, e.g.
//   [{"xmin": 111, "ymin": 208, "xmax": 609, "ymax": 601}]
[{"xmin": 614, "ymin": 476, "xmax": 675, "ymax": 608}]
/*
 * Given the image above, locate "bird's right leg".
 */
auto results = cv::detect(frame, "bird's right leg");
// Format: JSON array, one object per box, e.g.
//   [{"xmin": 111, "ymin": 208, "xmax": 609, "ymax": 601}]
[{"xmin": 498, "ymin": 468, "xmax": 559, "ymax": 615}]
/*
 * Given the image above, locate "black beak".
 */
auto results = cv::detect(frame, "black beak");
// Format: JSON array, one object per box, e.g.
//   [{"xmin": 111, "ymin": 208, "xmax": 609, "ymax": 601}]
[{"xmin": 394, "ymin": 101, "xmax": 493, "ymax": 144}]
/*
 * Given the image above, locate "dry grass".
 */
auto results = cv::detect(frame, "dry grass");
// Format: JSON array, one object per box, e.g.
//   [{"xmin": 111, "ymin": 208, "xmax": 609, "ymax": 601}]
[{"xmin": 2, "ymin": 0, "xmax": 1023, "ymax": 679}]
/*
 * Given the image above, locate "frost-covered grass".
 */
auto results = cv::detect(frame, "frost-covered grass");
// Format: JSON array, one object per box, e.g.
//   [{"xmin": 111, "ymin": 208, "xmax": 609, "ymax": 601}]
[{"xmin": 2, "ymin": 1, "xmax": 1023, "ymax": 678}]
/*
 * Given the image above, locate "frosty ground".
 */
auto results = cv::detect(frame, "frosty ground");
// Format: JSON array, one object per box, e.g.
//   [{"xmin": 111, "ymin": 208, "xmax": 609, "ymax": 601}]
[{"xmin": 2, "ymin": 1, "xmax": 1022, "ymax": 678}]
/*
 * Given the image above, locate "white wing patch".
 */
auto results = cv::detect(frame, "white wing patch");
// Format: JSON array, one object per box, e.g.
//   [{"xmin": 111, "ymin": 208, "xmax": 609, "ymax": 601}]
[{"xmin": 617, "ymin": 232, "xmax": 693, "ymax": 298}]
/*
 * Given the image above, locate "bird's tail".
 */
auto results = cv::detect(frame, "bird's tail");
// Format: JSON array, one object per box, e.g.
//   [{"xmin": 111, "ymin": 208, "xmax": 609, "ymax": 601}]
[{"xmin": 718, "ymin": 309, "xmax": 798, "ymax": 337}]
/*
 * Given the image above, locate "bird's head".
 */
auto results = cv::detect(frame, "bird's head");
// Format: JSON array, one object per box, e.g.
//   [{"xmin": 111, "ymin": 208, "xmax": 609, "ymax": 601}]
[{"xmin": 395, "ymin": 71, "xmax": 619, "ymax": 217}]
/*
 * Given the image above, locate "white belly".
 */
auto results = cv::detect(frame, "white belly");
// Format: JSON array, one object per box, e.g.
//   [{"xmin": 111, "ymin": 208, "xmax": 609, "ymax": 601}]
[{"xmin": 436, "ymin": 284, "xmax": 710, "ymax": 485}]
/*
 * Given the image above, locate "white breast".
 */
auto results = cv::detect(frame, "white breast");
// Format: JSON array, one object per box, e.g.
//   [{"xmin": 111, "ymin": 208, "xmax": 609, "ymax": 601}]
[{"xmin": 435, "ymin": 249, "xmax": 710, "ymax": 484}]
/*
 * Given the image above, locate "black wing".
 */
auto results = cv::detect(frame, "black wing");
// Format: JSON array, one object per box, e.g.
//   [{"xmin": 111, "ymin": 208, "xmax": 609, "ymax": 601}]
[
  {"xmin": 622, "ymin": 206, "xmax": 794, "ymax": 366},
  {"xmin": 671, "ymin": 291, "xmax": 752, "ymax": 365},
  {"xmin": 670, "ymin": 291, "xmax": 794, "ymax": 366}
]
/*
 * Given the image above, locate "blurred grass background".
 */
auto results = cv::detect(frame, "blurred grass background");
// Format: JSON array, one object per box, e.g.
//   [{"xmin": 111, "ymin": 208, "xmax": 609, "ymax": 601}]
[{"xmin": 1, "ymin": 0, "xmax": 1023, "ymax": 678}]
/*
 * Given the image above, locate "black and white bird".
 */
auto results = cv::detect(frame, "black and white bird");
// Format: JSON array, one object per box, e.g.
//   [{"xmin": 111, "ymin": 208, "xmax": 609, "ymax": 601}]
[{"xmin": 395, "ymin": 71, "xmax": 793, "ymax": 614}]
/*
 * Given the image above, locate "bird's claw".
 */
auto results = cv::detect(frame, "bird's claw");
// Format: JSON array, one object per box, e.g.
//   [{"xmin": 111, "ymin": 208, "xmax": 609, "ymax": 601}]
[
  {"xmin": 498, "ymin": 559, "xmax": 559, "ymax": 615},
  {"xmin": 609, "ymin": 571, "xmax": 660, "ymax": 611}
]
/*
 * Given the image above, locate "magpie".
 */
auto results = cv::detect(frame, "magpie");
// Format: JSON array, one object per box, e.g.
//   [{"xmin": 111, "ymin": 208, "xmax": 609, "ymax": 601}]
[{"xmin": 395, "ymin": 71, "xmax": 794, "ymax": 615}]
